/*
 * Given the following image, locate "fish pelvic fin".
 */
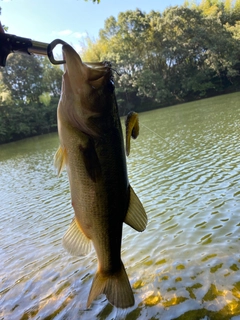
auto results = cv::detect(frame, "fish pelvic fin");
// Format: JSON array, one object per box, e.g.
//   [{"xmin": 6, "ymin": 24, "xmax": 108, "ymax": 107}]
[
  {"xmin": 124, "ymin": 186, "xmax": 147, "ymax": 232},
  {"xmin": 62, "ymin": 217, "xmax": 92, "ymax": 256},
  {"xmin": 87, "ymin": 261, "xmax": 134, "ymax": 309},
  {"xmin": 125, "ymin": 111, "xmax": 139, "ymax": 156},
  {"xmin": 54, "ymin": 145, "xmax": 67, "ymax": 176}
]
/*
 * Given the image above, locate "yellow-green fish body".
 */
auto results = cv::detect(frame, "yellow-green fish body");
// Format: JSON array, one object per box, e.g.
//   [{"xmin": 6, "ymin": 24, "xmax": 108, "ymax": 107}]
[{"xmin": 55, "ymin": 45, "xmax": 147, "ymax": 308}]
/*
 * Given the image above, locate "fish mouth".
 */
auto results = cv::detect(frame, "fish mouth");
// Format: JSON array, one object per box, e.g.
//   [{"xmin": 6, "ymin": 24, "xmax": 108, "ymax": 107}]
[{"xmin": 62, "ymin": 44, "xmax": 111, "ymax": 85}]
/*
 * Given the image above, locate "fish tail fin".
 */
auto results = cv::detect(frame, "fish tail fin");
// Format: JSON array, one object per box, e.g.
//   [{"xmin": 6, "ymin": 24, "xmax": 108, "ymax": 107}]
[{"xmin": 87, "ymin": 261, "xmax": 134, "ymax": 309}]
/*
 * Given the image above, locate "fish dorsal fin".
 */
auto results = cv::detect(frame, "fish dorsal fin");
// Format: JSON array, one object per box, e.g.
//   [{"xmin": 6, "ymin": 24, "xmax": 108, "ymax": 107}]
[
  {"xmin": 54, "ymin": 146, "xmax": 67, "ymax": 176},
  {"xmin": 125, "ymin": 111, "xmax": 139, "ymax": 156},
  {"xmin": 124, "ymin": 186, "xmax": 147, "ymax": 232},
  {"xmin": 62, "ymin": 217, "xmax": 92, "ymax": 256}
]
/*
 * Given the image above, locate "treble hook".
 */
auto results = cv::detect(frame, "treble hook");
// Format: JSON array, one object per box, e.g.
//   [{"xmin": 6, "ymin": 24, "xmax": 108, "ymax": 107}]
[{"xmin": 0, "ymin": 33, "xmax": 67, "ymax": 67}]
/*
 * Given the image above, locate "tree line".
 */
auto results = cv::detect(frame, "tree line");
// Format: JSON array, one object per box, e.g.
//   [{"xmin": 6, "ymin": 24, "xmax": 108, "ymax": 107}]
[
  {"xmin": 0, "ymin": 53, "xmax": 63, "ymax": 144},
  {"xmin": 81, "ymin": 0, "xmax": 240, "ymax": 114},
  {"xmin": 1, "ymin": 0, "xmax": 240, "ymax": 144}
]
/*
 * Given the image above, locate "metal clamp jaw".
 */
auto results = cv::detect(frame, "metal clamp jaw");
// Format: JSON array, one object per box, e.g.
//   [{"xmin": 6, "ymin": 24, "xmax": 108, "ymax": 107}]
[{"xmin": 0, "ymin": 33, "xmax": 67, "ymax": 67}]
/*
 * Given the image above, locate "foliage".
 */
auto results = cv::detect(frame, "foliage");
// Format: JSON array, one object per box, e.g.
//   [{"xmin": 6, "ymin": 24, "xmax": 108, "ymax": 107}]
[
  {"xmin": 1, "ymin": 1, "xmax": 240, "ymax": 144},
  {"xmin": 81, "ymin": 3, "xmax": 240, "ymax": 115},
  {"xmin": 85, "ymin": 0, "xmax": 100, "ymax": 3},
  {"xmin": 0, "ymin": 54, "xmax": 63, "ymax": 144}
]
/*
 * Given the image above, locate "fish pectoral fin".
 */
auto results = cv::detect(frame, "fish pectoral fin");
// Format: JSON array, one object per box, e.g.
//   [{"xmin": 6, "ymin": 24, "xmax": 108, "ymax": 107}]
[
  {"xmin": 54, "ymin": 145, "xmax": 67, "ymax": 176},
  {"xmin": 87, "ymin": 261, "xmax": 134, "ymax": 309},
  {"xmin": 124, "ymin": 186, "xmax": 147, "ymax": 232},
  {"xmin": 62, "ymin": 217, "xmax": 92, "ymax": 256},
  {"xmin": 125, "ymin": 111, "xmax": 139, "ymax": 156}
]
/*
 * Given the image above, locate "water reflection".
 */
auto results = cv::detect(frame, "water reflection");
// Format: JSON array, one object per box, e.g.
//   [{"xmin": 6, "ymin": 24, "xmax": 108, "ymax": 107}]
[{"xmin": 0, "ymin": 93, "xmax": 240, "ymax": 319}]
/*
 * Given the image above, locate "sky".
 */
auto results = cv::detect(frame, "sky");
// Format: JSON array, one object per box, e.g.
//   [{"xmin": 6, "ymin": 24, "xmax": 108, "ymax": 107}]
[{"xmin": 0, "ymin": 0, "xmax": 184, "ymax": 58}]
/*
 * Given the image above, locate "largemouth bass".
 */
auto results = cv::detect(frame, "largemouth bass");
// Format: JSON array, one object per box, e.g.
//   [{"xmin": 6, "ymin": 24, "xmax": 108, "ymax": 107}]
[{"xmin": 54, "ymin": 44, "xmax": 147, "ymax": 309}]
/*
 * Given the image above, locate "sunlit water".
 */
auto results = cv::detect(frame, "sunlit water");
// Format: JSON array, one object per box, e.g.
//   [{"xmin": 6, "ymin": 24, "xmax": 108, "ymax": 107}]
[{"xmin": 1, "ymin": 92, "xmax": 240, "ymax": 320}]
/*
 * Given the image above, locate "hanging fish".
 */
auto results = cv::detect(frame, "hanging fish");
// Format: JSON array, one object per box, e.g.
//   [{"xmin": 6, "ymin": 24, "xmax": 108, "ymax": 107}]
[{"xmin": 55, "ymin": 44, "xmax": 147, "ymax": 309}]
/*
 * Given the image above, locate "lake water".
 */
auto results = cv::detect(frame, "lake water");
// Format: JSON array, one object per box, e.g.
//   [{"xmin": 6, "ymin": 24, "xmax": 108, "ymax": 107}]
[{"xmin": 0, "ymin": 92, "xmax": 240, "ymax": 320}]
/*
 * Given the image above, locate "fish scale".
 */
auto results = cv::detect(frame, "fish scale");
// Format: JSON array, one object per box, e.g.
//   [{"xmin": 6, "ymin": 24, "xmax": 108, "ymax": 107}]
[{"xmin": 54, "ymin": 44, "xmax": 147, "ymax": 309}]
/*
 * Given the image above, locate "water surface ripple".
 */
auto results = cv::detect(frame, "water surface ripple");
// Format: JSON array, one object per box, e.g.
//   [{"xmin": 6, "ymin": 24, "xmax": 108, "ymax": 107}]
[{"xmin": 0, "ymin": 93, "xmax": 240, "ymax": 319}]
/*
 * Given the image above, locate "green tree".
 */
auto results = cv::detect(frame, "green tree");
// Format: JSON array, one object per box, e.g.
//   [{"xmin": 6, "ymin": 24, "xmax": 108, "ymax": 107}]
[
  {"xmin": 0, "ymin": 53, "xmax": 62, "ymax": 143},
  {"xmin": 82, "ymin": 6, "xmax": 240, "ymax": 113},
  {"xmin": 41, "ymin": 57, "xmax": 63, "ymax": 97},
  {"xmin": 1, "ymin": 3, "xmax": 240, "ymax": 143},
  {"xmin": 1, "ymin": 54, "xmax": 44, "ymax": 105}
]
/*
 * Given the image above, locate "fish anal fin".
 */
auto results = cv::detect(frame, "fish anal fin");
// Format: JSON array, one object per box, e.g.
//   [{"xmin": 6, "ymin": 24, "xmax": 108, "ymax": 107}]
[
  {"xmin": 54, "ymin": 145, "xmax": 67, "ymax": 176},
  {"xmin": 87, "ymin": 261, "xmax": 134, "ymax": 309},
  {"xmin": 62, "ymin": 217, "xmax": 92, "ymax": 256},
  {"xmin": 124, "ymin": 186, "xmax": 147, "ymax": 232},
  {"xmin": 125, "ymin": 111, "xmax": 139, "ymax": 156}
]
